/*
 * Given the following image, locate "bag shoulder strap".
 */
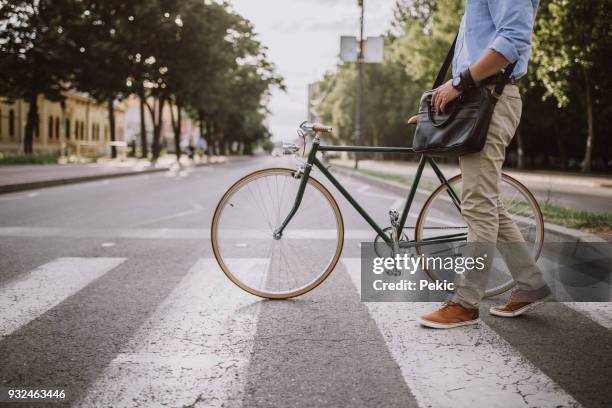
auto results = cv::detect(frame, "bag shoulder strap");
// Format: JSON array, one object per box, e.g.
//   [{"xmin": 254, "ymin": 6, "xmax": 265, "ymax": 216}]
[{"xmin": 432, "ymin": 34, "xmax": 458, "ymax": 89}]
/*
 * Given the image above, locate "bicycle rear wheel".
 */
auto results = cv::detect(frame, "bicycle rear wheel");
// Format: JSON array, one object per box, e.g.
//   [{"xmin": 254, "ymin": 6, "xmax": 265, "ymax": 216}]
[
  {"xmin": 211, "ymin": 168, "xmax": 344, "ymax": 299},
  {"xmin": 415, "ymin": 174, "xmax": 544, "ymax": 298}
]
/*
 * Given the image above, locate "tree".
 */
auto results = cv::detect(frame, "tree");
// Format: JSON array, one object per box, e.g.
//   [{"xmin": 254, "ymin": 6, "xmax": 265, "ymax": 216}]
[
  {"xmin": 185, "ymin": 8, "xmax": 284, "ymax": 156},
  {"xmin": 532, "ymin": 0, "xmax": 612, "ymax": 172},
  {"xmin": 0, "ymin": 0, "xmax": 78, "ymax": 153},
  {"xmin": 64, "ymin": 1, "xmax": 138, "ymax": 158}
]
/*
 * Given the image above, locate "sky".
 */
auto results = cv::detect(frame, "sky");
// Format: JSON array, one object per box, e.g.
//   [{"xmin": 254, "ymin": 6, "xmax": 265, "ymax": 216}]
[{"xmin": 228, "ymin": 0, "xmax": 396, "ymax": 141}]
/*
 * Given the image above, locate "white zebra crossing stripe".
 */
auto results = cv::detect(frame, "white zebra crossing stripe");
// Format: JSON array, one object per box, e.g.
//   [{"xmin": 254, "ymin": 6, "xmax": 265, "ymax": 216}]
[
  {"xmin": 0, "ymin": 257, "xmax": 126, "ymax": 338},
  {"xmin": 342, "ymin": 258, "xmax": 581, "ymax": 408},
  {"xmin": 76, "ymin": 258, "xmax": 260, "ymax": 408}
]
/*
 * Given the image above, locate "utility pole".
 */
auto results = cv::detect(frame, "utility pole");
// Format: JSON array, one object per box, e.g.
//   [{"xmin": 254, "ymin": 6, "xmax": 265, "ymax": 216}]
[{"xmin": 354, "ymin": 0, "xmax": 364, "ymax": 169}]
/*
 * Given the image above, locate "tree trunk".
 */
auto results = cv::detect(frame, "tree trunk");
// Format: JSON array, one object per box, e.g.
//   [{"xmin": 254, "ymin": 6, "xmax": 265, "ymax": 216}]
[
  {"xmin": 206, "ymin": 120, "xmax": 215, "ymax": 155},
  {"xmin": 139, "ymin": 93, "xmax": 148, "ymax": 158},
  {"xmin": 198, "ymin": 110, "xmax": 212, "ymax": 148},
  {"xmin": 147, "ymin": 96, "xmax": 165, "ymax": 162},
  {"xmin": 169, "ymin": 101, "xmax": 182, "ymax": 161},
  {"xmin": 24, "ymin": 94, "xmax": 38, "ymax": 154},
  {"xmin": 107, "ymin": 98, "xmax": 117, "ymax": 159},
  {"xmin": 582, "ymin": 69, "xmax": 594, "ymax": 173}
]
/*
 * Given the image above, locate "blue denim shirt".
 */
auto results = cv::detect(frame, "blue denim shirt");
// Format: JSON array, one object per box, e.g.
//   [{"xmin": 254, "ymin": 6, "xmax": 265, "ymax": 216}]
[{"xmin": 452, "ymin": 0, "xmax": 540, "ymax": 79}]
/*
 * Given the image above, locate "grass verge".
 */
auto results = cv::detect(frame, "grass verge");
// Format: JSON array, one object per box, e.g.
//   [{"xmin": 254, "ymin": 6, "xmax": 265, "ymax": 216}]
[{"xmin": 0, "ymin": 152, "xmax": 58, "ymax": 165}]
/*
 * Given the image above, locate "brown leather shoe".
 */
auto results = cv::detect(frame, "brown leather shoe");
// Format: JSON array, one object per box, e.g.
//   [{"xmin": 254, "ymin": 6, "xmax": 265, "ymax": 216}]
[
  {"xmin": 490, "ymin": 290, "xmax": 552, "ymax": 317},
  {"xmin": 418, "ymin": 301, "xmax": 480, "ymax": 329}
]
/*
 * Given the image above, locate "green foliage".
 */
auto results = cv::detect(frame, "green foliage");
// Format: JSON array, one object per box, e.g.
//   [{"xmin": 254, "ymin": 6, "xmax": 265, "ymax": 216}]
[
  {"xmin": 0, "ymin": 0, "xmax": 283, "ymax": 157},
  {"xmin": 532, "ymin": 0, "xmax": 611, "ymax": 107},
  {"xmin": 313, "ymin": 0, "xmax": 611, "ymax": 172}
]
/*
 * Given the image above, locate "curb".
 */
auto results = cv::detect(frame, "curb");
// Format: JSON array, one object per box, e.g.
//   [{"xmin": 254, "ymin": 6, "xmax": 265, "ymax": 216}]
[
  {"xmin": 0, "ymin": 167, "xmax": 169, "ymax": 195},
  {"xmin": 330, "ymin": 165, "xmax": 607, "ymax": 243}
]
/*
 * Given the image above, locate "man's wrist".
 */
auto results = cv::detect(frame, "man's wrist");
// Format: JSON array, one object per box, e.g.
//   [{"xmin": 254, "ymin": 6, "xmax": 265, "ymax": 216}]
[{"xmin": 452, "ymin": 68, "xmax": 476, "ymax": 92}]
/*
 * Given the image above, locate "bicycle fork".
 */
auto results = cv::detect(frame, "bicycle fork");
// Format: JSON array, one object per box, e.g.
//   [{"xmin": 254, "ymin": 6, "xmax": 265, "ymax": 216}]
[{"xmin": 273, "ymin": 139, "xmax": 320, "ymax": 240}]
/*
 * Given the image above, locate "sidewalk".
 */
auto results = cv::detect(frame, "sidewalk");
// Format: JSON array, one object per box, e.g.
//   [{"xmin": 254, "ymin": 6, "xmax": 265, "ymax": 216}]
[
  {"xmin": 331, "ymin": 159, "xmax": 612, "ymax": 214},
  {"xmin": 0, "ymin": 155, "xmax": 227, "ymax": 194}
]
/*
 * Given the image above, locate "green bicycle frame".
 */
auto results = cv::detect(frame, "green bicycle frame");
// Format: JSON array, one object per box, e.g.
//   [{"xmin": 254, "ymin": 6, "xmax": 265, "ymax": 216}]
[{"xmin": 273, "ymin": 138, "xmax": 465, "ymax": 247}]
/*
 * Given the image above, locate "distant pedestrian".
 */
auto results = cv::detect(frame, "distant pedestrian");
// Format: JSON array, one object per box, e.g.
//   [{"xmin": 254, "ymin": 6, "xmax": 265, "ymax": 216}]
[
  {"xmin": 187, "ymin": 144, "xmax": 195, "ymax": 161},
  {"xmin": 196, "ymin": 138, "xmax": 207, "ymax": 163}
]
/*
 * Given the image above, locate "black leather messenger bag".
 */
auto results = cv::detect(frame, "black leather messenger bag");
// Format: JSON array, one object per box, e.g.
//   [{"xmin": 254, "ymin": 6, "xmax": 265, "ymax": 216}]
[{"xmin": 412, "ymin": 36, "xmax": 516, "ymax": 157}]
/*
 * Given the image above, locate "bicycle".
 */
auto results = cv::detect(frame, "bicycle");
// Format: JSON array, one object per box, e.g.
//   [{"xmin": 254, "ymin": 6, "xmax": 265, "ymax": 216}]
[{"xmin": 211, "ymin": 122, "xmax": 544, "ymax": 299}]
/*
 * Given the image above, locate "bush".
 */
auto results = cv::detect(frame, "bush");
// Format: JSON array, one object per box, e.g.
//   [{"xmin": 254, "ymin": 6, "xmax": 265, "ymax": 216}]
[{"xmin": 0, "ymin": 152, "xmax": 58, "ymax": 165}]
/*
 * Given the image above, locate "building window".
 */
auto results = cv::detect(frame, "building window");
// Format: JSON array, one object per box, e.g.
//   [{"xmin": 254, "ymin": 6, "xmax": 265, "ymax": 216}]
[
  {"xmin": 65, "ymin": 118, "xmax": 70, "ymax": 140},
  {"xmin": 55, "ymin": 117, "xmax": 60, "ymax": 139},
  {"xmin": 9, "ymin": 110, "xmax": 15, "ymax": 138},
  {"xmin": 75, "ymin": 120, "xmax": 80, "ymax": 139},
  {"xmin": 48, "ymin": 116, "xmax": 53, "ymax": 139},
  {"xmin": 80, "ymin": 121, "xmax": 85, "ymax": 140}
]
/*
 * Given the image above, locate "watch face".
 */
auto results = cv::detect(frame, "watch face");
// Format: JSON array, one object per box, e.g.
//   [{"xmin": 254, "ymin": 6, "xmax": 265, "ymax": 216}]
[{"xmin": 452, "ymin": 76, "xmax": 462, "ymax": 89}]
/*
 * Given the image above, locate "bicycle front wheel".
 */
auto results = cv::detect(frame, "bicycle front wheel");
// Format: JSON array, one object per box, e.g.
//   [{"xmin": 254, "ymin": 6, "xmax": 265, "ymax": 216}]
[
  {"xmin": 211, "ymin": 168, "xmax": 344, "ymax": 299},
  {"xmin": 415, "ymin": 173, "xmax": 544, "ymax": 298}
]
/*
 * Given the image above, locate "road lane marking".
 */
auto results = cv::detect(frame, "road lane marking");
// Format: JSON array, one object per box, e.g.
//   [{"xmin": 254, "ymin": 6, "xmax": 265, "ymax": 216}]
[
  {"xmin": 342, "ymin": 258, "xmax": 580, "ymax": 408},
  {"xmin": 0, "ymin": 257, "xmax": 126, "ymax": 338},
  {"xmin": 76, "ymin": 258, "xmax": 261, "ymax": 408}
]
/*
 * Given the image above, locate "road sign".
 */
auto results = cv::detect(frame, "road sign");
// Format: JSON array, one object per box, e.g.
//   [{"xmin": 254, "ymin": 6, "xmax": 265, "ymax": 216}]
[
  {"xmin": 340, "ymin": 36, "xmax": 384, "ymax": 63},
  {"xmin": 340, "ymin": 36, "xmax": 359, "ymax": 63},
  {"xmin": 364, "ymin": 36, "xmax": 384, "ymax": 63}
]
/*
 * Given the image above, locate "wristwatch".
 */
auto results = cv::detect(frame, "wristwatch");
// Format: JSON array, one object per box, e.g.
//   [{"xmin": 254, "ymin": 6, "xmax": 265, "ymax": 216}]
[{"xmin": 452, "ymin": 68, "xmax": 477, "ymax": 91}]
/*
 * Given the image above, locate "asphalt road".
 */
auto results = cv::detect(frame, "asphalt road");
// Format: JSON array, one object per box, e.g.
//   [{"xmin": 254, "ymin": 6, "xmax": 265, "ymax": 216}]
[{"xmin": 0, "ymin": 156, "xmax": 610, "ymax": 408}]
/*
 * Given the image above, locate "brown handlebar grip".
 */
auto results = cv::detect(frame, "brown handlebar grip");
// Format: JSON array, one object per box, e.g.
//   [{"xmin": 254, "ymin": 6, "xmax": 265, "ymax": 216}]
[{"xmin": 312, "ymin": 124, "xmax": 332, "ymax": 133}]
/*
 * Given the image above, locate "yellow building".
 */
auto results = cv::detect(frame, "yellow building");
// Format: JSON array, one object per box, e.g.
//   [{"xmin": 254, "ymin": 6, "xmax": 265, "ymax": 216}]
[{"xmin": 0, "ymin": 91, "xmax": 126, "ymax": 157}]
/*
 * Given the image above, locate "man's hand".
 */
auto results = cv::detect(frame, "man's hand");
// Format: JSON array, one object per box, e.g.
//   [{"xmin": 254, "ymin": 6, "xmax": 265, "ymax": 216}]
[
  {"xmin": 432, "ymin": 79, "xmax": 462, "ymax": 113},
  {"xmin": 407, "ymin": 115, "xmax": 418, "ymax": 125}
]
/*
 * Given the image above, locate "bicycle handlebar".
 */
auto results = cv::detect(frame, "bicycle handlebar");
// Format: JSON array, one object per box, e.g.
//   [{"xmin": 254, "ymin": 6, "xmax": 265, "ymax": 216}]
[{"xmin": 300, "ymin": 121, "xmax": 332, "ymax": 134}]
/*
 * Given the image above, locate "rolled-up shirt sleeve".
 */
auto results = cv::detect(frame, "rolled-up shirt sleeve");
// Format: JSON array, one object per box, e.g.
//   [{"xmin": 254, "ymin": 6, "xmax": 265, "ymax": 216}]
[{"xmin": 487, "ymin": 0, "xmax": 535, "ymax": 63}]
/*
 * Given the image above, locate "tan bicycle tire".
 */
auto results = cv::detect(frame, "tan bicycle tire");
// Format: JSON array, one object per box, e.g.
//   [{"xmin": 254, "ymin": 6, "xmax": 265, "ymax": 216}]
[
  {"xmin": 414, "ymin": 173, "xmax": 545, "ymax": 298},
  {"xmin": 211, "ymin": 168, "xmax": 345, "ymax": 299}
]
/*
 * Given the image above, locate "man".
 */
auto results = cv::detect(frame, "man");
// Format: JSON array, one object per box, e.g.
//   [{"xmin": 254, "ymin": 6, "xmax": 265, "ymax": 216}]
[{"xmin": 409, "ymin": 0, "xmax": 552, "ymax": 329}]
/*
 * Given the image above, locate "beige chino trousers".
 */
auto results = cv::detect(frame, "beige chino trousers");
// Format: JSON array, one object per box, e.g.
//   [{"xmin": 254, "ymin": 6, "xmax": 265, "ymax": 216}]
[{"xmin": 453, "ymin": 85, "xmax": 548, "ymax": 308}]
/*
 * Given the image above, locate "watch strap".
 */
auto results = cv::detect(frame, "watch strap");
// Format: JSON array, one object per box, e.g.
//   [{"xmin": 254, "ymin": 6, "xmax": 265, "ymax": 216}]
[{"xmin": 460, "ymin": 69, "xmax": 476, "ymax": 90}]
